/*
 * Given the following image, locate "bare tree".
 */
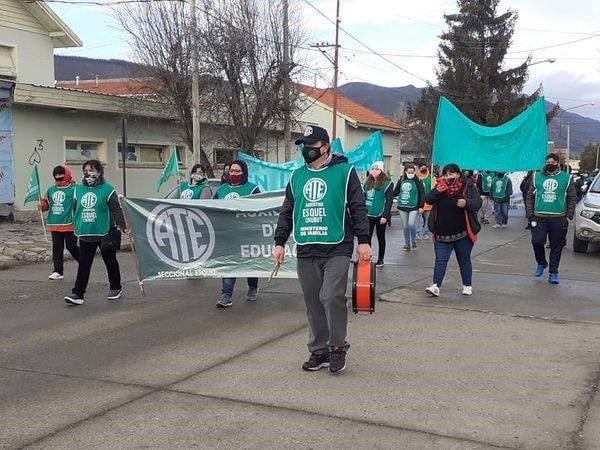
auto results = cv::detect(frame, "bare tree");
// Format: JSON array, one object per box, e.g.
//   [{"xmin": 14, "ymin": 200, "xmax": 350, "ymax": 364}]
[
  {"xmin": 113, "ymin": 0, "xmax": 303, "ymax": 172},
  {"xmin": 197, "ymin": 0, "xmax": 303, "ymax": 154}
]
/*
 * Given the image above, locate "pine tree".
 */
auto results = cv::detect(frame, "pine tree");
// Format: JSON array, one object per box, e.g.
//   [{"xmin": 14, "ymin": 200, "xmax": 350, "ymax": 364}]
[{"xmin": 436, "ymin": 0, "xmax": 537, "ymax": 125}]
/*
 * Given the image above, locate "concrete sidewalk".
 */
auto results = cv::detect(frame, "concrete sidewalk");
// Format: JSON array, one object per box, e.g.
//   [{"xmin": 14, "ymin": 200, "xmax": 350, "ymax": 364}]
[{"xmin": 1, "ymin": 218, "xmax": 600, "ymax": 448}]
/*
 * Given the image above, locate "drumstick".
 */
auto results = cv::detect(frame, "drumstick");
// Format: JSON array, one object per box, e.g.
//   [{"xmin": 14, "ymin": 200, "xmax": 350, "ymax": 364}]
[{"xmin": 268, "ymin": 262, "xmax": 281, "ymax": 283}]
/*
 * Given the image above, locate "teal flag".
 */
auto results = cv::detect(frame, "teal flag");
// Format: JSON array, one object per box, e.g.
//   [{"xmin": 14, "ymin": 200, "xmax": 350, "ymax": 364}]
[
  {"xmin": 238, "ymin": 131, "xmax": 384, "ymax": 191},
  {"xmin": 24, "ymin": 164, "xmax": 40, "ymax": 204},
  {"xmin": 156, "ymin": 149, "xmax": 180, "ymax": 192},
  {"xmin": 122, "ymin": 193, "xmax": 298, "ymax": 281},
  {"xmin": 432, "ymin": 97, "xmax": 548, "ymax": 172}
]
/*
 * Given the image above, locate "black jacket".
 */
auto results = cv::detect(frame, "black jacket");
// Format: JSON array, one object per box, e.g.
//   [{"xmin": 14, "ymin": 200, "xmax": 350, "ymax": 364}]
[
  {"xmin": 274, "ymin": 154, "xmax": 370, "ymax": 258},
  {"xmin": 425, "ymin": 180, "xmax": 482, "ymax": 237},
  {"xmin": 525, "ymin": 169, "xmax": 577, "ymax": 220},
  {"xmin": 393, "ymin": 176, "xmax": 425, "ymax": 212}
]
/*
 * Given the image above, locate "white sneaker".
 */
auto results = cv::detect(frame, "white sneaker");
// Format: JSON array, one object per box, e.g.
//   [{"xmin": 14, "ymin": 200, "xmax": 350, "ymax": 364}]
[
  {"xmin": 492, "ymin": 224, "xmax": 501, "ymax": 228},
  {"xmin": 425, "ymin": 284, "xmax": 440, "ymax": 297},
  {"xmin": 48, "ymin": 272, "xmax": 64, "ymax": 280},
  {"xmin": 462, "ymin": 286, "xmax": 473, "ymax": 296}
]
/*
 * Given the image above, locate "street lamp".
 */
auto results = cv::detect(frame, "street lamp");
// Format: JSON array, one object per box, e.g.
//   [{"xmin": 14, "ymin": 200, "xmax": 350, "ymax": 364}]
[
  {"xmin": 528, "ymin": 58, "xmax": 556, "ymax": 67},
  {"xmin": 561, "ymin": 103, "xmax": 595, "ymax": 160}
]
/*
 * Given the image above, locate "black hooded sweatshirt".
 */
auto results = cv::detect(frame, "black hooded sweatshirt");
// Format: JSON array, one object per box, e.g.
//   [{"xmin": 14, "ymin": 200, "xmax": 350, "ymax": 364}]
[{"xmin": 274, "ymin": 153, "xmax": 370, "ymax": 258}]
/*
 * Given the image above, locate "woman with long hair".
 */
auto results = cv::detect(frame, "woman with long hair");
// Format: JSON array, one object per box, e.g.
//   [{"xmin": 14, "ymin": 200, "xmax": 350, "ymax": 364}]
[
  {"xmin": 179, "ymin": 164, "xmax": 213, "ymax": 199},
  {"xmin": 424, "ymin": 163, "xmax": 482, "ymax": 297},
  {"xmin": 363, "ymin": 161, "xmax": 394, "ymax": 267},
  {"xmin": 393, "ymin": 164, "xmax": 425, "ymax": 251}
]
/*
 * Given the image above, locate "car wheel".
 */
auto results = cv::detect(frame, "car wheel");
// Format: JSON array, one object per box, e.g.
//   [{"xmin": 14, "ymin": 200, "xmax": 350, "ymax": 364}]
[{"xmin": 573, "ymin": 233, "xmax": 589, "ymax": 253}]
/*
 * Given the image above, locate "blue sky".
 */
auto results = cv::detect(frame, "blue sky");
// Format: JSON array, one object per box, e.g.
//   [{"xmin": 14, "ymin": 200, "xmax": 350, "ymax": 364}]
[{"xmin": 52, "ymin": 0, "xmax": 600, "ymax": 120}]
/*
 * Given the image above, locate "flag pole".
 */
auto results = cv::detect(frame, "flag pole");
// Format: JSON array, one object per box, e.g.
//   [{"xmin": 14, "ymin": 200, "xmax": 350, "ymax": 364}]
[
  {"xmin": 36, "ymin": 166, "xmax": 48, "ymax": 242},
  {"xmin": 120, "ymin": 196, "xmax": 145, "ymax": 296}
]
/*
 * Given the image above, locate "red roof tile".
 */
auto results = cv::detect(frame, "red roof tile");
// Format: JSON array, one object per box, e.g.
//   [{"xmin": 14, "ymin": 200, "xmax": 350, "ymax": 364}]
[
  {"xmin": 296, "ymin": 84, "xmax": 408, "ymax": 131},
  {"xmin": 56, "ymin": 78, "xmax": 156, "ymax": 96}
]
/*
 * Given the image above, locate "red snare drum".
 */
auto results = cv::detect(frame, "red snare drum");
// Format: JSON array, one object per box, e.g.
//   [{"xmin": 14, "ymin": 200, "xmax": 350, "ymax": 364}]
[{"xmin": 352, "ymin": 260, "xmax": 376, "ymax": 314}]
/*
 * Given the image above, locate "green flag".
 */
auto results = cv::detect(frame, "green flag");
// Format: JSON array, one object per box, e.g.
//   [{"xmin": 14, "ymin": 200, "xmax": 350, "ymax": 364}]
[
  {"xmin": 156, "ymin": 149, "xmax": 180, "ymax": 192},
  {"xmin": 24, "ymin": 164, "xmax": 41, "ymax": 204}
]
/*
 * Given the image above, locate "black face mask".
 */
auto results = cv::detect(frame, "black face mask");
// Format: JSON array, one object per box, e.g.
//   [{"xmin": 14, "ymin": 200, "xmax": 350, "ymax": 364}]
[
  {"xmin": 545, "ymin": 163, "xmax": 559, "ymax": 173},
  {"xmin": 302, "ymin": 145, "xmax": 324, "ymax": 164},
  {"xmin": 446, "ymin": 177, "xmax": 457, "ymax": 185}
]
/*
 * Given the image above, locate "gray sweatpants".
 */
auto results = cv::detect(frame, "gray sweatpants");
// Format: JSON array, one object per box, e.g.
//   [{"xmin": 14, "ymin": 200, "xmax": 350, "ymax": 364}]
[{"xmin": 297, "ymin": 255, "xmax": 351, "ymax": 354}]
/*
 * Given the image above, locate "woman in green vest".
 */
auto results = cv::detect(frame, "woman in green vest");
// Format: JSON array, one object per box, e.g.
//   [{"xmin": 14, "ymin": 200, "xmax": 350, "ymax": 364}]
[
  {"xmin": 491, "ymin": 172, "xmax": 513, "ymax": 228},
  {"xmin": 64, "ymin": 160, "xmax": 130, "ymax": 306},
  {"xmin": 38, "ymin": 164, "xmax": 80, "ymax": 280},
  {"xmin": 214, "ymin": 159, "xmax": 260, "ymax": 308},
  {"xmin": 393, "ymin": 164, "xmax": 425, "ymax": 251},
  {"xmin": 363, "ymin": 161, "xmax": 394, "ymax": 267},
  {"xmin": 179, "ymin": 164, "xmax": 212, "ymax": 199}
]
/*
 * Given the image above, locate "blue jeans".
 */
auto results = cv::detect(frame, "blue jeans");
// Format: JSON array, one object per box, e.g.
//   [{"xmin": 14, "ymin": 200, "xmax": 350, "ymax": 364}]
[
  {"xmin": 221, "ymin": 277, "xmax": 258, "ymax": 298},
  {"xmin": 433, "ymin": 238, "xmax": 474, "ymax": 287},
  {"xmin": 399, "ymin": 210, "xmax": 418, "ymax": 245},
  {"xmin": 416, "ymin": 211, "xmax": 430, "ymax": 238},
  {"xmin": 494, "ymin": 202, "xmax": 509, "ymax": 225}
]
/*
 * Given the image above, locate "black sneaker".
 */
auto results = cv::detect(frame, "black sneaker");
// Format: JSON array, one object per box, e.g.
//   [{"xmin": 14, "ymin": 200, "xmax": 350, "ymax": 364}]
[
  {"xmin": 302, "ymin": 352, "xmax": 330, "ymax": 371},
  {"xmin": 375, "ymin": 260, "xmax": 384, "ymax": 267},
  {"xmin": 64, "ymin": 293, "xmax": 84, "ymax": 305},
  {"xmin": 402, "ymin": 245, "xmax": 410, "ymax": 251},
  {"xmin": 329, "ymin": 349, "xmax": 346, "ymax": 373},
  {"xmin": 107, "ymin": 289, "xmax": 122, "ymax": 300}
]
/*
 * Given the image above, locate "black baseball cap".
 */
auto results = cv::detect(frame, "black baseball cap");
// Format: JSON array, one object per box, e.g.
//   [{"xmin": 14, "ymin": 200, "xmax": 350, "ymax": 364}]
[{"xmin": 295, "ymin": 125, "xmax": 330, "ymax": 145}]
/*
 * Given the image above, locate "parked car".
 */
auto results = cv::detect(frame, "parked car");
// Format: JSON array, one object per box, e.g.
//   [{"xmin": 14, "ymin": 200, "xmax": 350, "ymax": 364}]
[
  {"xmin": 573, "ymin": 173, "xmax": 600, "ymax": 253},
  {"xmin": 164, "ymin": 178, "xmax": 221, "ymax": 199}
]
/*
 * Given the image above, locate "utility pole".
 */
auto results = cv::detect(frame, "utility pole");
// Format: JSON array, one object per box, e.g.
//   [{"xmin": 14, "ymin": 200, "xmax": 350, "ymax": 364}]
[
  {"xmin": 190, "ymin": 0, "xmax": 201, "ymax": 165},
  {"xmin": 332, "ymin": 0, "xmax": 340, "ymax": 139},
  {"xmin": 566, "ymin": 122, "xmax": 571, "ymax": 163},
  {"xmin": 596, "ymin": 143, "xmax": 599, "ymax": 170},
  {"xmin": 121, "ymin": 117, "xmax": 128, "ymax": 197},
  {"xmin": 282, "ymin": 0, "xmax": 291, "ymax": 161}
]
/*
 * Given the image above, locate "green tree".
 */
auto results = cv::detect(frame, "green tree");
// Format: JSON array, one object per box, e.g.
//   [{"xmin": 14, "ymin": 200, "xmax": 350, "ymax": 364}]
[
  {"xmin": 412, "ymin": 0, "xmax": 557, "ymax": 157},
  {"xmin": 579, "ymin": 143, "xmax": 600, "ymax": 173}
]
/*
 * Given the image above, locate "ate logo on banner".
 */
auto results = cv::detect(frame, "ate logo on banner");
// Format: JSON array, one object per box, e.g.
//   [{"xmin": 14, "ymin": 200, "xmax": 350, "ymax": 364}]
[
  {"xmin": 303, "ymin": 178, "xmax": 327, "ymax": 202},
  {"xmin": 146, "ymin": 204, "xmax": 215, "ymax": 269}
]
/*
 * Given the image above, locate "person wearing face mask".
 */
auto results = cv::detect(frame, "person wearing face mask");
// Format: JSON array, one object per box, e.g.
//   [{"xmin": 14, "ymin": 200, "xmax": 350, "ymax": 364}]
[
  {"xmin": 214, "ymin": 159, "xmax": 260, "ymax": 307},
  {"xmin": 64, "ymin": 160, "xmax": 130, "ymax": 305},
  {"xmin": 273, "ymin": 125, "xmax": 371, "ymax": 374},
  {"xmin": 491, "ymin": 172, "xmax": 513, "ymax": 228},
  {"xmin": 179, "ymin": 164, "xmax": 212, "ymax": 199},
  {"xmin": 220, "ymin": 164, "xmax": 230, "ymax": 185},
  {"xmin": 525, "ymin": 153, "xmax": 577, "ymax": 284},
  {"xmin": 424, "ymin": 163, "xmax": 482, "ymax": 297},
  {"xmin": 393, "ymin": 164, "xmax": 425, "ymax": 251},
  {"xmin": 363, "ymin": 161, "xmax": 393, "ymax": 267},
  {"xmin": 416, "ymin": 165, "xmax": 433, "ymax": 240},
  {"xmin": 38, "ymin": 165, "xmax": 80, "ymax": 280}
]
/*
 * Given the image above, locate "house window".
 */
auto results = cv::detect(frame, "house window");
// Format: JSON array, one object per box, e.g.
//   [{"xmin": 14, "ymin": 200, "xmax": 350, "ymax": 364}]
[
  {"xmin": 117, "ymin": 142, "xmax": 170, "ymax": 167},
  {"xmin": 214, "ymin": 148, "xmax": 237, "ymax": 167},
  {"xmin": 65, "ymin": 139, "xmax": 105, "ymax": 164},
  {"xmin": 175, "ymin": 145, "xmax": 188, "ymax": 168},
  {"xmin": 384, "ymin": 156, "xmax": 392, "ymax": 175}
]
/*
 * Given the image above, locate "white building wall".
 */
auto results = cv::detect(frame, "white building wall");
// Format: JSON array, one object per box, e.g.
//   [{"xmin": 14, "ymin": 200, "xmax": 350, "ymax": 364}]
[{"xmin": 0, "ymin": 27, "xmax": 55, "ymax": 85}]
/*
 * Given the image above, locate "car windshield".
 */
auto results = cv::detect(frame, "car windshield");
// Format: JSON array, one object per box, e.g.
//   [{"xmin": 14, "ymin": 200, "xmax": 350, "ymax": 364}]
[{"xmin": 590, "ymin": 176, "xmax": 600, "ymax": 193}]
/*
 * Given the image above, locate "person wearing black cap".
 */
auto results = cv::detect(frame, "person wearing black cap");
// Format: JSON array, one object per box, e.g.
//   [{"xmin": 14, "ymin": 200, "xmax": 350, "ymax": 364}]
[
  {"xmin": 214, "ymin": 159, "xmax": 260, "ymax": 307},
  {"xmin": 273, "ymin": 125, "xmax": 372, "ymax": 374}
]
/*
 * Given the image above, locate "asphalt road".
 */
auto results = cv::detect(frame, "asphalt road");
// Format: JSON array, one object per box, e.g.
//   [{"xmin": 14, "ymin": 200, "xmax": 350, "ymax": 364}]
[{"xmin": 1, "ymin": 217, "xmax": 599, "ymax": 449}]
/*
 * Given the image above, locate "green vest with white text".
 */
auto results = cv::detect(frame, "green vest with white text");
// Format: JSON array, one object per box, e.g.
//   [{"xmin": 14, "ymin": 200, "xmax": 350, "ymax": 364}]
[
  {"xmin": 180, "ymin": 181, "xmax": 206, "ymax": 200},
  {"xmin": 533, "ymin": 171, "xmax": 570, "ymax": 216},
  {"xmin": 216, "ymin": 182, "xmax": 257, "ymax": 199},
  {"xmin": 364, "ymin": 180, "xmax": 391, "ymax": 218},
  {"xmin": 397, "ymin": 178, "xmax": 418, "ymax": 209},
  {"xmin": 74, "ymin": 182, "xmax": 115, "ymax": 237},
  {"xmin": 291, "ymin": 163, "xmax": 352, "ymax": 245},
  {"xmin": 491, "ymin": 176, "xmax": 509, "ymax": 200},
  {"xmin": 46, "ymin": 184, "xmax": 75, "ymax": 226},
  {"xmin": 482, "ymin": 171, "xmax": 494, "ymax": 194}
]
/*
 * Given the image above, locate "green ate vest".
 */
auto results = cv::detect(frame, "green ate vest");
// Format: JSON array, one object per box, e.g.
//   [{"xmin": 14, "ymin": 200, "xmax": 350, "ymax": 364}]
[
  {"xmin": 74, "ymin": 182, "xmax": 115, "ymax": 237},
  {"xmin": 291, "ymin": 163, "xmax": 352, "ymax": 245},
  {"xmin": 482, "ymin": 171, "xmax": 494, "ymax": 194},
  {"xmin": 216, "ymin": 182, "xmax": 258, "ymax": 199},
  {"xmin": 420, "ymin": 174, "xmax": 432, "ymax": 196},
  {"xmin": 180, "ymin": 181, "xmax": 206, "ymax": 200},
  {"xmin": 397, "ymin": 178, "xmax": 418, "ymax": 209},
  {"xmin": 46, "ymin": 184, "xmax": 75, "ymax": 226},
  {"xmin": 533, "ymin": 171, "xmax": 570, "ymax": 216},
  {"xmin": 491, "ymin": 176, "xmax": 509, "ymax": 200},
  {"xmin": 364, "ymin": 180, "xmax": 391, "ymax": 218}
]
